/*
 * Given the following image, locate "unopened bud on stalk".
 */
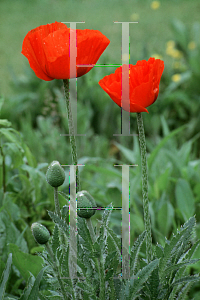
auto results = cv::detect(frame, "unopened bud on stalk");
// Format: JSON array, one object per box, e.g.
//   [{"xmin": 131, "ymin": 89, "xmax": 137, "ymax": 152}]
[
  {"xmin": 31, "ymin": 222, "xmax": 50, "ymax": 245},
  {"xmin": 46, "ymin": 161, "xmax": 65, "ymax": 187},
  {"xmin": 77, "ymin": 190, "xmax": 97, "ymax": 219}
]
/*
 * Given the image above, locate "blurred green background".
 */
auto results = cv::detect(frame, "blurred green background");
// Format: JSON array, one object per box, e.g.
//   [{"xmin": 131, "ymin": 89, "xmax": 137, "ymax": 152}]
[{"xmin": 1, "ymin": 0, "xmax": 200, "ymax": 298}]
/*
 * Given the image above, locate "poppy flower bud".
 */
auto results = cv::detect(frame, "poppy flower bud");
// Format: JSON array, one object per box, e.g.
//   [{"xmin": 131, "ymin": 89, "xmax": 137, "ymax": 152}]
[
  {"xmin": 31, "ymin": 222, "xmax": 50, "ymax": 244},
  {"xmin": 46, "ymin": 161, "xmax": 65, "ymax": 187},
  {"xmin": 77, "ymin": 190, "xmax": 97, "ymax": 219}
]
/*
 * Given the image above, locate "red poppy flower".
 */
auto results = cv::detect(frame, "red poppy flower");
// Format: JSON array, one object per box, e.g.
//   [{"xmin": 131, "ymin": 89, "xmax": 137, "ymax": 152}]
[
  {"xmin": 21, "ymin": 21, "xmax": 110, "ymax": 81},
  {"xmin": 98, "ymin": 57, "xmax": 164, "ymax": 113}
]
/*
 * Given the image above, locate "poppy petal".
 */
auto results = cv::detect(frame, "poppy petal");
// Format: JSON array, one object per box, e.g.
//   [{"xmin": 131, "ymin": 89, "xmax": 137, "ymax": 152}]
[
  {"xmin": 99, "ymin": 58, "xmax": 164, "ymax": 113},
  {"xmin": 22, "ymin": 22, "xmax": 110, "ymax": 80}
]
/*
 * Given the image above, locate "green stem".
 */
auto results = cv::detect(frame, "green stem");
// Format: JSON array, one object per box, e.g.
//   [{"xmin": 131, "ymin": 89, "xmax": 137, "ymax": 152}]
[
  {"xmin": 136, "ymin": 112, "xmax": 152, "ymax": 263},
  {"xmin": 63, "ymin": 79, "xmax": 80, "ymax": 192},
  {"xmin": 54, "ymin": 187, "xmax": 61, "ymax": 217},
  {"xmin": 54, "ymin": 187, "xmax": 66, "ymax": 247}
]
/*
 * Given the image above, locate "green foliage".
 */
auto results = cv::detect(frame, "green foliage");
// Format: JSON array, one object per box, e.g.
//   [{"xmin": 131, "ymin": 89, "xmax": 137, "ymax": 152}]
[
  {"xmin": 18, "ymin": 267, "xmax": 46, "ymax": 300},
  {"xmin": 9, "ymin": 244, "xmax": 43, "ymax": 282},
  {"xmin": 0, "ymin": 253, "xmax": 12, "ymax": 300}
]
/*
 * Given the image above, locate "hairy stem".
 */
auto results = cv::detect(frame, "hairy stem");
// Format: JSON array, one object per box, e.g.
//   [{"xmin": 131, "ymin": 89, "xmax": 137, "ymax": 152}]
[
  {"xmin": 136, "ymin": 112, "xmax": 152, "ymax": 263},
  {"xmin": 63, "ymin": 79, "xmax": 80, "ymax": 192}
]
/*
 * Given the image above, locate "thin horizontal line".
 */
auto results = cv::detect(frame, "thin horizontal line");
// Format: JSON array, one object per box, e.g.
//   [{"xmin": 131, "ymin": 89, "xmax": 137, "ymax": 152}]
[
  {"xmin": 76, "ymin": 64, "xmax": 122, "ymax": 67},
  {"xmin": 72, "ymin": 207, "xmax": 123, "ymax": 210}
]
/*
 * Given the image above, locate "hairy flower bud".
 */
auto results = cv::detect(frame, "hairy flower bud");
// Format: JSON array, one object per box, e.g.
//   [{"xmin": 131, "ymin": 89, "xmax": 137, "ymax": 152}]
[
  {"xmin": 77, "ymin": 190, "xmax": 97, "ymax": 219},
  {"xmin": 31, "ymin": 222, "xmax": 50, "ymax": 244},
  {"xmin": 46, "ymin": 161, "xmax": 65, "ymax": 187}
]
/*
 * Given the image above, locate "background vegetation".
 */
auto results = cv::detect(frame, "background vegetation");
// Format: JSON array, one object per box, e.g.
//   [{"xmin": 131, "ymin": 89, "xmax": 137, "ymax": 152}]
[{"xmin": 0, "ymin": 0, "xmax": 200, "ymax": 298}]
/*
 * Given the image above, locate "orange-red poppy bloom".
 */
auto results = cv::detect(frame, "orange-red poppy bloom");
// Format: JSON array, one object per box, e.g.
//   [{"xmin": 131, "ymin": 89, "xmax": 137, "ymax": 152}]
[
  {"xmin": 22, "ymin": 21, "xmax": 110, "ymax": 81},
  {"xmin": 99, "ymin": 57, "xmax": 164, "ymax": 113}
]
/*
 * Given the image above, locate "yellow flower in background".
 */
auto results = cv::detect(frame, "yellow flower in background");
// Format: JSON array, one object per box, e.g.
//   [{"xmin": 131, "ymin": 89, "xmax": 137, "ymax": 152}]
[
  {"xmin": 166, "ymin": 40, "xmax": 175, "ymax": 48},
  {"xmin": 131, "ymin": 13, "xmax": 139, "ymax": 21},
  {"xmin": 151, "ymin": 1, "xmax": 160, "ymax": 10},
  {"xmin": 173, "ymin": 61, "xmax": 181, "ymax": 69},
  {"xmin": 166, "ymin": 40, "xmax": 183, "ymax": 59},
  {"xmin": 170, "ymin": 49, "xmax": 183, "ymax": 59},
  {"xmin": 172, "ymin": 74, "xmax": 181, "ymax": 82},
  {"xmin": 151, "ymin": 53, "xmax": 163, "ymax": 60},
  {"xmin": 188, "ymin": 41, "xmax": 196, "ymax": 50}
]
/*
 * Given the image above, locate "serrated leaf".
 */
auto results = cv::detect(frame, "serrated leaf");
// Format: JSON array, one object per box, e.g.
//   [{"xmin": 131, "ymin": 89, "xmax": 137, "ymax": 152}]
[
  {"xmin": 77, "ymin": 217, "xmax": 93, "ymax": 254},
  {"xmin": 172, "ymin": 275, "xmax": 200, "ymax": 287},
  {"xmin": 164, "ymin": 259, "xmax": 200, "ymax": 277},
  {"xmin": 121, "ymin": 259, "xmax": 159, "ymax": 300},
  {"xmin": 0, "ymin": 253, "xmax": 12, "ymax": 300},
  {"xmin": 156, "ymin": 244, "xmax": 164, "ymax": 259},
  {"xmin": 106, "ymin": 226, "xmax": 121, "ymax": 258},
  {"xmin": 38, "ymin": 292, "xmax": 49, "ymax": 300},
  {"xmin": 19, "ymin": 275, "xmax": 35, "ymax": 300},
  {"xmin": 105, "ymin": 250, "xmax": 119, "ymax": 270},
  {"xmin": 97, "ymin": 203, "xmax": 114, "ymax": 254},
  {"xmin": 176, "ymin": 281, "xmax": 194, "ymax": 300},
  {"xmin": 130, "ymin": 231, "xmax": 146, "ymax": 276},
  {"xmin": 159, "ymin": 217, "xmax": 195, "ymax": 279},
  {"xmin": 26, "ymin": 267, "xmax": 47, "ymax": 300},
  {"xmin": 169, "ymin": 240, "xmax": 200, "ymax": 298},
  {"xmin": 48, "ymin": 211, "xmax": 69, "ymax": 238},
  {"xmin": 146, "ymin": 266, "xmax": 160, "ymax": 299},
  {"xmin": 101, "ymin": 203, "xmax": 113, "ymax": 228},
  {"xmin": 76, "ymin": 280, "xmax": 96, "ymax": 297}
]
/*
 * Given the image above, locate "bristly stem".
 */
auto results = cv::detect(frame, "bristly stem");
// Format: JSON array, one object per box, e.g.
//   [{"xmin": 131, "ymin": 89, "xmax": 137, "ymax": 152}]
[
  {"xmin": 54, "ymin": 187, "xmax": 61, "ymax": 217},
  {"xmin": 54, "ymin": 187, "xmax": 66, "ymax": 247},
  {"xmin": 136, "ymin": 112, "xmax": 152, "ymax": 263},
  {"xmin": 63, "ymin": 79, "xmax": 80, "ymax": 192}
]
